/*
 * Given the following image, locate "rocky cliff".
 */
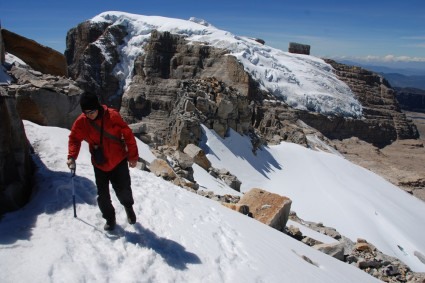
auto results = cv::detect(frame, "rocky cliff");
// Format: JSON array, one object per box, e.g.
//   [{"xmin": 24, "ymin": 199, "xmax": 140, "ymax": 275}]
[
  {"xmin": 65, "ymin": 22, "xmax": 418, "ymax": 150},
  {"xmin": 65, "ymin": 21, "xmax": 124, "ymax": 108},
  {"xmin": 272, "ymin": 60, "xmax": 420, "ymax": 148}
]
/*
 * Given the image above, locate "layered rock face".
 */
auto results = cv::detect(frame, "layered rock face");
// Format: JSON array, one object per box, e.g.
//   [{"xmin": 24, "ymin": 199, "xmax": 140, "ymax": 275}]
[
  {"xmin": 119, "ymin": 31, "xmax": 255, "ymax": 149},
  {"xmin": 64, "ymin": 23, "xmax": 419, "ymax": 150},
  {"xmin": 65, "ymin": 21, "xmax": 126, "ymax": 108},
  {"xmin": 0, "ymin": 89, "xmax": 34, "ymax": 215},
  {"xmin": 296, "ymin": 60, "xmax": 419, "ymax": 147}
]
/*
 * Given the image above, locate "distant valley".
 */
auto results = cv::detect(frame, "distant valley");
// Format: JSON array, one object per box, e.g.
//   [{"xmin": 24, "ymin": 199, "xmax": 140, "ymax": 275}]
[{"xmin": 338, "ymin": 60, "xmax": 425, "ymax": 89}]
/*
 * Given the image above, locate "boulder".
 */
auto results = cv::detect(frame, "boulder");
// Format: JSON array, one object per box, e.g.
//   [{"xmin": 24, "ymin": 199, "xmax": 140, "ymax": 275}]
[
  {"xmin": 149, "ymin": 158, "xmax": 177, "ymax": 180},
  {"xmin": 172, "ymin": 151, "xmax": 194, "ymax": 169},
  {"xmin": 238, "ymin": 188, "xmax": 292, "ymax": 231},
  {"xmin": 313, "ymin": 242, "xmax": 345, "ymax": 261},
  {"xmin": 183, "ymin": 144, "xmax": 211, "ymax": 170}
]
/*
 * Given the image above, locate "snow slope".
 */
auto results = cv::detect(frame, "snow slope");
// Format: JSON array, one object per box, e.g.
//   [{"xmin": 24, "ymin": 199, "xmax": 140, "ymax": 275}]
[
  {"xmin": 198, "ymin": 125, "xmax": 425, "ymax": 272},
  {"xmin": 0, "ymin": 121, "xmax": 381, "ymax": 283},
  {"xmin": 90, "ymin": 11, "xmax": 362, "ymax": 118}
]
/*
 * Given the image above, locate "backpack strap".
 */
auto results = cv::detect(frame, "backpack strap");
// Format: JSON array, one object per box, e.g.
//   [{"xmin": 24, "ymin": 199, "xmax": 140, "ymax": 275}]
[{"xmin": 88, "ymin": 114, "xmax": 122, "ymax": 144}]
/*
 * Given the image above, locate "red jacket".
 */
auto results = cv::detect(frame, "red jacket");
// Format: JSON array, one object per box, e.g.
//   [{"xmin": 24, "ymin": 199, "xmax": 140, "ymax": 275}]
[{"xmin": 68, "ymin": 105, "xmax": 138, "ymax": 172}]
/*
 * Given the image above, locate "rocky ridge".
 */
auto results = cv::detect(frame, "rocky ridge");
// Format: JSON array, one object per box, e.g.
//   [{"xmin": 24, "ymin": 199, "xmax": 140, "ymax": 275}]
[
  {"xmin": 65, "ymin": 22, "xmax": 418, "ymax": 151},
  {"xmin": 287, "ymin": 212, "xmax": 425, "ymax": 283}
]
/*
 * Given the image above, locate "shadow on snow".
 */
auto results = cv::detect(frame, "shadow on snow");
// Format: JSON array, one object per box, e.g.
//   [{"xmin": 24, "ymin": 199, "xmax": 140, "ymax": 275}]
[
  {"xmin": 1, "ymin": 155, "xmax": 202, "ymax": 270},
  {"xmin": 0, "ymin": 154, "xmax": 97, "ymax": 244},
  {"xmin": 76, "ymin": 219, "xmax": 202, "ymax": 270},
  {"xmin": 199, "ymin": 126, "xmax": 282, "ymax": 179}
]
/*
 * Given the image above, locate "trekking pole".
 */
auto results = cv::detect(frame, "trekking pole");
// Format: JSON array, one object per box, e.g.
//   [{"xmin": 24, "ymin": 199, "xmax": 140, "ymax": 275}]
[{"xmin": 69, "ymin": 161, "xmax": 77, "ymax": 218}]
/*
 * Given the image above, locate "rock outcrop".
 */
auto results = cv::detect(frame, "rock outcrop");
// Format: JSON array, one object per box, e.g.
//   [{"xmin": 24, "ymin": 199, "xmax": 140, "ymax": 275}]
[
  {"xmin": 287, "ymin": 212, "xmax": 425, "ymax": 282},
  {"xmin": 119, "ymin": 31, "xmax": 256, "ymax": 148},
  {"xmin": 65, "ymin": 21, "xmax": 126, "ymax": 108},
  {"xmin": 254, "ymin": 60, "xmax": 419, "ymax": 148},
  {"xmin": 1, "ymin": 28, "xmax": 68, "ymax": 77},
  {"xmin": 4, "ymin": 63, "xmax": 83, "ymax": 129},
  {"xmin": 0, "ymin": 89, "xmax": 34, "ymax": 215},
  {"xmin": 320, "ymin": 59, "xmax": 419, "ymax": 146}
]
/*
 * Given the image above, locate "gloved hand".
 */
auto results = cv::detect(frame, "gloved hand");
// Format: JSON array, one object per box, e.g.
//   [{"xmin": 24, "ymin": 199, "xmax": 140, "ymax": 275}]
[{"xmin": 67, "ymin": 157, "xmax": 76, "ymax": 170}]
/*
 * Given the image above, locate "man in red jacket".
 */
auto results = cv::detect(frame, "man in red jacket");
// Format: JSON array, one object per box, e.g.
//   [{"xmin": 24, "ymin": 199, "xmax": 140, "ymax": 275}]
[{"xmin": 67, "ymin": 92, "xmax": 139, "ymax": 231}]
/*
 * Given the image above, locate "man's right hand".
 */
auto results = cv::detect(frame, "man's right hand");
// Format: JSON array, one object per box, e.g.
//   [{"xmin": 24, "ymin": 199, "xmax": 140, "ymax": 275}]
[{"xmin": 67, "ymin": 157, "xmax": 76, "ymax": 170}]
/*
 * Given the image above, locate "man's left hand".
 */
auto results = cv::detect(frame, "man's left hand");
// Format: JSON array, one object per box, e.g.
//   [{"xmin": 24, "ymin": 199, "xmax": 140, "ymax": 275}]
[{"xmin": 129, "ymin": 160, "xmax": 137, "ymax": 168}]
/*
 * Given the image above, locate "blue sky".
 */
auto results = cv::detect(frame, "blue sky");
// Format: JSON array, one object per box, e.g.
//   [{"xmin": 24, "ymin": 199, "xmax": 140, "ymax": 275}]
[{"xmin": 1, "ymin": 0, "xmax": 425, "ymax": 68}]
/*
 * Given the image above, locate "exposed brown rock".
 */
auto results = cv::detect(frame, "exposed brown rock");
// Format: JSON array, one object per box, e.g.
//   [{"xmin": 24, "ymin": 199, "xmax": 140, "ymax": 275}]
[
  {"xmin": 183, "ymin": 144, "xmax": 211, "ymax": 170},
  {"xmin": 2, "ymin": 29, "xmax": 67, "ymax": 77},
  {"xmin": 238, "ymin": 188, "xmax": 292, "ymax": 231},
  {"xmin": 322, "ymin": 59, "xmax": 419, "ymax": 146},
  {"xmin": 149, "ymin": 158, "xmax": 177, "ymax": 180},
  {"xmin": 119, "ymin": 31, "xmax": 255, "ymax": 147},
  {"xmin": 221, "ymin": 203, "xmax": 250, "ymax": 215}
]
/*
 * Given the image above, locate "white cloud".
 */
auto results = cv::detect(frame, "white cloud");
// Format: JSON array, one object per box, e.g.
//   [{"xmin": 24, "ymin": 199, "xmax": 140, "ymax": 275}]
[
  {"xmin": 401, "ymin": 36, "xmax": 425, "ymax": 40},
  {"xmin": 332, "ymin": 54, "xmax": 425, "ymax": 63}
]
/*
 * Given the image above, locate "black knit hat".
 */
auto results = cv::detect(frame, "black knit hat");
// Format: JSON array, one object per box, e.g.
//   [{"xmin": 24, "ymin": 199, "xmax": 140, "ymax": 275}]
[{"xmin": 80, "ymin": 92, "xmax": 101, "ymax": 111}]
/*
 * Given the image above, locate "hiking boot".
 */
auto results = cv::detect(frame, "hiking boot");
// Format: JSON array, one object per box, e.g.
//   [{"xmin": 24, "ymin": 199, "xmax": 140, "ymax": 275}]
[
  {"xmin": 125, "ymin": 206, "xmax": 136, "ymax": 224},
  {"xmin": 104, "ymin": 218, "xmax": 116, "ymax": 231}
]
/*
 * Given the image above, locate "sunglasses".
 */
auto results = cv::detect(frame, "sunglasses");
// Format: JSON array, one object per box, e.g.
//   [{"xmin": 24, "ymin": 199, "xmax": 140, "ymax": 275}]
[{"xmin": 83, "ymin": 109, "xmax": 98, "ymax": 115}]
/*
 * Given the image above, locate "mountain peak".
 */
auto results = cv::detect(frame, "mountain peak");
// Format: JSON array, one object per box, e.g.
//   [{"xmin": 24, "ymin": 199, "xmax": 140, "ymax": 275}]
[{"xmin": 89, "ymin": 11, "xmax": 362, "ymax": 118}]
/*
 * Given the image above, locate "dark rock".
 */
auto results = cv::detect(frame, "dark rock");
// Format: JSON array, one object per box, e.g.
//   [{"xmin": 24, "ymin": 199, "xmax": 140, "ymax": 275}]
[
  {"xmin": 395, "ymin": 87, "xmax": 425, "ymax": 113},
  {"xmin": 65, "ymin": 21, "xmax": 125, "ymax": 109},
  {"xmin": 0, "ymin": 91, "xmax": 34, "ymax": 215},
  {"xmin": 288, "ymin": 42, "xmax": 310, "ymax": 55}
]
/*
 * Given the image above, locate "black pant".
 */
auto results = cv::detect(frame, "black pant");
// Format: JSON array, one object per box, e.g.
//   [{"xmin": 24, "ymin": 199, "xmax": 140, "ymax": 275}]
[{"xmin": 93, "ymin": 158, "xmax": 134, "ymax": 221}]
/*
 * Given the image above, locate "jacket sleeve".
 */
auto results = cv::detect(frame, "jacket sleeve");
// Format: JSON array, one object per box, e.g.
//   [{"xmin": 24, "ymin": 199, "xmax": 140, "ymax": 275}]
[
  {"xmin": 68, "ymin": 117, "xmax": 85, "ymax": 160},
  {"xmin": 113, "ymin": 112, "xmax": 139, "ymax": 162}
]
